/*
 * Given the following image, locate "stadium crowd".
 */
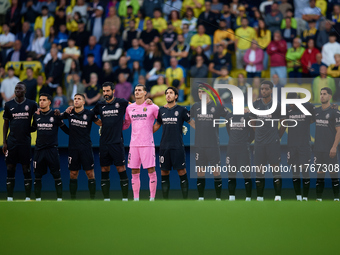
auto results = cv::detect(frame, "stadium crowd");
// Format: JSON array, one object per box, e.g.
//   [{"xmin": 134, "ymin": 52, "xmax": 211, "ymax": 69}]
[{"xmin": 0, "ymin": 0, "xmax": 340, "ymax": 107}]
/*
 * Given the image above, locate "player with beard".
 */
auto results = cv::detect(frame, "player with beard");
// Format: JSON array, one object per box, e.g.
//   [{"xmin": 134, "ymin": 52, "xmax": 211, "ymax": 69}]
[
  {"xmin": 31, "ymin": 94, "xmax": 69, "ymax": 201},
  {"xmin": 3, "ymin": 82, "xmax": 37, "ymax": 201},
  {"xmin": 314, "ymin": 88, "xmax": 340, "ymax": 201},
  {"xmin": 62, "ymin": 94, "xmax": 102, "ymax": 199},
  {"xmin": 123, "ymin": 85, "xmax": 159, "ymax": 201},
  {"xmin": 226, "ymin": 96, "xmax": 254, "ymax": 201},
  {"xmin": 153, "ymin": 87, "xmax": 194, "ymax": 199},
  {"xmin": 190, "ymin": 84, "xmax": 228, "ymax": 201},
  {"xmin": 249, "ymin": 81, "xmax": 286, "ymax": 201}
]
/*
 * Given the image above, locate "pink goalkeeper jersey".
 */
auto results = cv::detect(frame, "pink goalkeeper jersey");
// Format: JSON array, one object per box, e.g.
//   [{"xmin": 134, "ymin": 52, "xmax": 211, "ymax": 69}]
[{"xmin": 124, "ymin": 102, "xmax": 159, "ymax": 147}]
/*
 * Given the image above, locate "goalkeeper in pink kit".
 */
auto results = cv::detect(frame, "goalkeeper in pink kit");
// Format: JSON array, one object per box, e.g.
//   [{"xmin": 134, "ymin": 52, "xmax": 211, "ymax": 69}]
[{"xmin": 123, "ymin": 84, "xmax": 159, "ymax": 201}]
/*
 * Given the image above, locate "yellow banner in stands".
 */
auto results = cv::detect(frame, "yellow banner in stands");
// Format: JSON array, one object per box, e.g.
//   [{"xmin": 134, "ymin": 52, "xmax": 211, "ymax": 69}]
[{"xmin": 0, "ymin": 110, "xmax": 37, "ymax": 147}]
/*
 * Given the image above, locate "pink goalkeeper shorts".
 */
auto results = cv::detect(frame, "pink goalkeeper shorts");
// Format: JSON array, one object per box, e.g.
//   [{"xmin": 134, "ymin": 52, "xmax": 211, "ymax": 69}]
[{"xmin": 128, "ymin": 146, "xmax": 156, "ymax": 169}]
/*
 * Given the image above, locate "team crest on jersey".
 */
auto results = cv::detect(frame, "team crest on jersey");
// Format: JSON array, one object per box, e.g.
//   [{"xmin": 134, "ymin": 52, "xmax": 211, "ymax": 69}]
[
  {"xmin": 50, "ymin": 117, "xmax": 54, "ymax": 122},
  {"xmin": 25, "ymin": 105, "xmax": 29, "ymax": 111},
  {"xmin": 174, "ymin": 111, "xmax": 179, "ymax": 116},
  {"xmin": 326, "ymin": 113, "xmax": 330, "ymax": 119},
  {"xmin": 211, "ymin": 107, "xmax": 215, "ymax": 113},
  {"xmin": 143, "ymin": 107, "xmax": 147, "ymax": 112},
  {"xmin": 83, "ymin": 114, "xmax": 87, "ymax": 120},
  {"xmin": 115, "ymin": 103, "xmax": 120, "ymax": 108}
]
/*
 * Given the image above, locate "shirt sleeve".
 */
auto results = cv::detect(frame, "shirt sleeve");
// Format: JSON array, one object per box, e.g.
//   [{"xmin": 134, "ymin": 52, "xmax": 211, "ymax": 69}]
[
  {"xmin": 335, "ymin": 110, "xmax": 340, "ymax": 127},
  {"xmin": 123, "ymin": 107, "xmax": 131, "ymax": 130},
  {"xmin": 153, "ymin": 105, "xmax": 159, "ymax": 119},
  {"xmin": 156, "ymin": 110, "xmax": 162, "ymax": 125},
  {"xmin": 3, "ymin": 103, "xmax": 11, "ymax": 120},
  {"xmin": 182, "ymin": 107, "xmax": 191, "ymax": 122},
  {"xmin": 91, "ymin": 110, "xmax": 99, "ymax": 122}
]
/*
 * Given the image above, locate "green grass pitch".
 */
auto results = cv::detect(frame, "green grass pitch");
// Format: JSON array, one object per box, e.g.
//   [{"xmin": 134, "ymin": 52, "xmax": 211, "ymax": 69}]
[{"xmin": 0, "ymin": 200, "xmax": 339, "ymax": 255}]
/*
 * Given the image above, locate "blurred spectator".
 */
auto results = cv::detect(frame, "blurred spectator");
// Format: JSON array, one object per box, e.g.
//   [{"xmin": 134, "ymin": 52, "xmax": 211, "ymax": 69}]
[
  {"xmin": 87, "ymin": 0, "xmax": 103, "ymax": 18},
  {"xmin": 7, "ymin": 40, "xmax": 26, "ymax": 62},
  {"xmin": 169, "ymin": 11, "xmax": 182, "ymax": 35},
  {"xmin": 45, "ymin": 47, "xmax": 64, "ymax": 90},
  {"xmin": 146, "ymin": 60, "xmax": 164, "ymax": 87},
  {"xmin": 213, "ymin": 19, "xmax": 235, "ymax": 53},
  {"xmin": 252, "ymin": 9, "xmax": 263, "ymax": 29},
  {"xmin": 104, "ymin": 6, "xmax": 120, "ymax": 30},
  {"xmin": 255, "ymin": 18, "xmax": 271, "ymax": 69},
  {"xmin": 34, "ymin": 6, "xmax": 55, "ymax": 37},
  {"xmin": 211, "ymin": 0, "xmax": 223, "ymax": 15},
  {"xmin": 260, "ymin": 0, "xmax": 274, "ymax": 16},
  {"xmin": 234, "ymin": 5, "xmax": 248, "ymax": 30},
  {"xmin": 114, "ymin": 56, "xmax": 131, "ymax": 83},
  {"xmin": 230, "ymin": 0, "xmax": 239, "ymax": 16},
  {"xmin": 16, "ymin": 22, "xmax": 33, "ymax": 51},
  {"xmin": 150, "ymin": 76, "xmax": 168, "ymax": 106},
  {"xmin": 198, "ymin": 1, "xmax": 218, "ymax": 38},
  {"xmin": 302, "ymin": 20, "xmax": 318, "ymax": 47},
  {"xmin": 190, "ymin": 46, "xmax": 210, "ymax": 67},
  {"xmin": 90, "ymin": 6, "xmax": 104, "ymax": 42},
  {"xmin": 40, "ymin": 0, "xmax": 57, "ymax": 16},
  {"xmin": 213, "ymin": 67, "xmax": 234, "ymax": 104},
  {"xmin": 327, "ymin": 54, "xmax": 340, "ymax": 78},
  {"xmin": 143, "ymin": 0, "xmax": 163, "ymax": 18},
  {"xmin": 100, "ymin": 61, "xmax": 115, "ymax": 84},
  {"xmin": 280, "ymin": 9, "xmax": 297, "ymax": 29},
  {"xmin": 28, "ymin": 28, "xmax": 45, "ymax": 60},
  {"xmin": 21, "ymin": 0, "xmax": 38, "ymax": 28},
  {"xmin": 235, "ymin": 17, "xmax": 256, "ymax": 69},
  {"xmin": 294, "ymin": 0, "xmax": 310, "ymax": 19},
  {"xmin": 127, "ymin": 38, "xmax": 145, "ymax": 69},
  {"xmin": 182, "ymin": 0, "xmax": 205, "ymax": 18},
  {"xmin": 119, "ymin": 0, "xmax": 139, "ymax": 17},
  {"xmin": 84, "ymin": 36, "xmax": 102, "ymax": 68},
  {"xmin": 85, "ymin": 72, "xmax": 102, "ymax": 105},
  {"xmin": 123, "ymin": 19, "xmax": 141, "ymax": 51},
  {"xmin": 36, "ymin": 75, "xmax": 53, "ymax": 102},
  {"xmin": 66, "ymin": 11, "xmax": 81, "ymax": 33},
  {"xmin": 62, "ymin": 38, "xmax": 80, "ymax": 75},
  {"xmin": 122, "ymin": 6, "xmax": 137, "ymax": 30},
  {"xmin": 310, "ymin": 53, "xmax": 325, "ymax": 77},
  {"xmin": 139, "ymin": 20, "xmax": 160, "ymax": 51},
  {"xmin": 144, "ymin": 41, "xmax": 162, "ymax": 72},
  {"xmin": 316, "ymin": 0, "xmax": 327, "ymax": 16},
  {"xmin": 265, "ymin": 3, "xmax": 283, "ymax": 35},
  {"xmin": 82, "ymin": 53, "xmax": 100, "ymax": 85},
  {"xmin": 316, "ymin": 21, "xmax": 333, "ymax": 50},
  {"xmin": 267, "ymin": 31, "xmax": 287, "ymax": 83},
  {"xmin": 72, "ymin": 0, "xmax": 88, "ymax": 22},
  {"xmin": 67, "ymin": 73, "xmax": 85, "ymax": 101},
  {"xmin": 0, "ymin": 0, "xmax": 10, "ymax": 25},
  {"xmin": 163, "ymin": 0, "xmax": 182, "ymax": 17},
  {"xmin": 220, "ymin": 4, "xmax": 232, "ymax": 30},
  {"xmin": 0, "ymin": 67, "xmax": 20, "ymax": 106},
  {"xmin": 22, "ymin": 67, "xmax": 37, "ymax": 101},
  {"xmin": 54, "ymin": 24, "xmax": 69, "ymax": 49},
  {"xmin": 171, "ymin": 34, "xmax": 190, "ymax": 69},
  {"xmin": 190, "ymin": 55, "xmax": 208, "ymax": 78},
  {"xmin": 131, "ymin": 61, "xmax": 146, "ymax": 88},
  {"xmin": 244, "ymin": 40, "xmax": 264, "ymax": 78},
  {"xmin": 321, "ymin": 32, "xmax": 340, "ymax": 66},
  {"xmin": 281, "ymin": 17, "xmax": 297, "ymax": 49},
  {"xmin": 302, "ymin": 0, "xmax": 321, "ymax": 25},
  {"xmin": 190, "ymin": 24, "xmax": 211, "ymax": 58},
  {"xmin": 278, "ymin": 0, "xmax": 293, "ymax": 16},
  {"xmin": 43, "ymin": 43, "xmax": 62, "ymax": 65},
  {"xmin": 209, "ymin": 44, "xmax": 232, "ymax": 78},
  {"xmin": 53, "ymin": 86, "xmax": 68, "ymax": 108},
  {"xmin": 54, "ymin": 7, "xmax": 67, "ymax": 34},
  {"xmin": 181, "ymin": 8, "xmax": 198, "ymax": 32},
  {"xmin": 102, "ymin": 36, "xmax": 122, "ymax": 67},
  {"xmin": 312, "ymin": 65, "xmax": 335, "ymax": 103},
  {"xmin": 135, "ymin": 9, "xmax": 150, "ymax": 31},
  {"xmin": 98, "ymin": 25, "xmax": 112, "ymax": 49},
  {"xmin": 43, "ymin": 26, "xmax": 56, "ymax": 54},
  {"xmin": 114, "ymin": 73, "xmax": 132, "ymax": 101},
  {"xmin": 166, "ymin": 57, "xmax": 184, "ymax": 89},
  {"xmin": 286, "ymin": 38, "xmax": 305, "ymax": 82},
  {"xmin": 6, "ymin": 0, "xmax": 21, "ymax": 34},
  {"xmin": 152, "ymin": 8, "xmax": 167, "ymax": 35},
  {"xmin": 0, "ymin": 23, "xmax": 15, "ymax": 65},
  {"xmin": 272, "ymin": 74, "xmax": 284, "ymax": 100},
  {"xmin": 236, "ymin": 73, "xmax": 251, "ymax": 98},
  {"xmin": 161, "ymin": 22, "xmax": 177, "ymax": 68},
  {"xmin": 252, "ymin": 76, "xmax": 262, "ymax": 101},
  {"xmin": 182, "ymin": 23, "xmax": 195, "ymax": 45},
  {"xmin": 301, "ymin": 39, "xmax": 320, "ymax": 77},
  {"xmin": 65, "ymin": 59, "xmax": 81, "ymax": 85},
  {"xmin": 70, "ymin": 21, "xmax": 91, "ymax": 53}
]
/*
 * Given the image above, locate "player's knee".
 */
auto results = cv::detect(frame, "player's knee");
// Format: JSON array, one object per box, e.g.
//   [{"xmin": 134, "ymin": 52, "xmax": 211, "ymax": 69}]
[
  {"xmin": 101, "ymin": 166, "xmax": 110, "ymax": 172},
  {"xmin": 52, "ymin": 172, "xmax": 61, "ymax": 180},
  {"xmin": 7, "ymin": 165, "xmax": 16, "ymax": 178},
  {"xmin": 22, "ymin": 165, "xmax": 31, "ymax": 174},
  {"xmin": 177, "ymin": 169, "xmax": 186, "ymax": 176},
  {"xmin": 132, "ymin": 169, "xmax": 140, "ymax": 175},
  {"xmin": 70, "ymin": 171, "xmax": 79, "ymax": 179},
  {"xmin": 116, "ymin": 165, "xmax": 125, "ymax": 173},
  {"xmin": 86, "ymin": 170, "xmax": 95, "ymax": 179},
  {"xmin": 147, "ymin": 168, "xmax": 155, "ymax": 174},
  {"xmin": 161, "ymin": 170, "xmax": 170, "ymax": 176}
]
